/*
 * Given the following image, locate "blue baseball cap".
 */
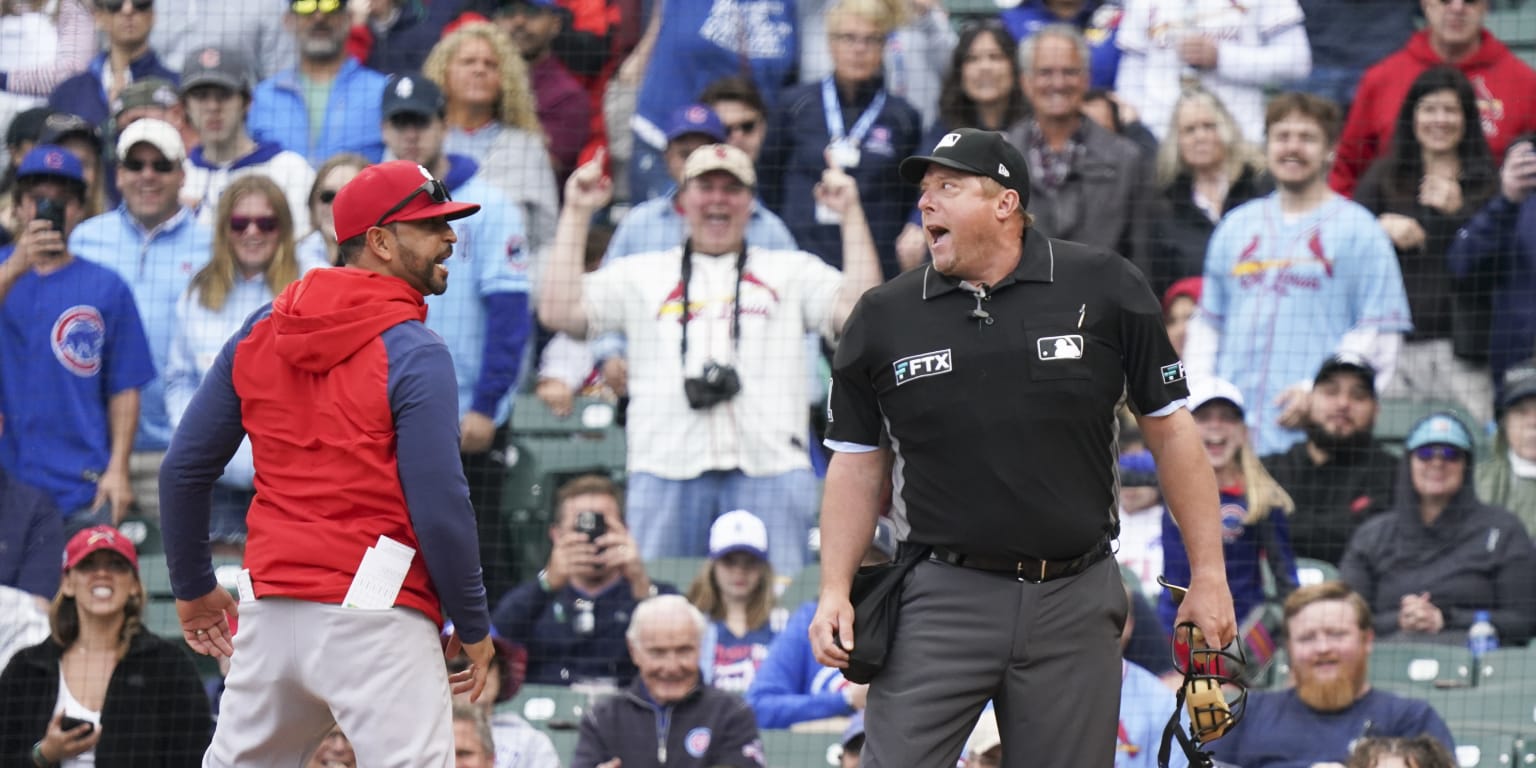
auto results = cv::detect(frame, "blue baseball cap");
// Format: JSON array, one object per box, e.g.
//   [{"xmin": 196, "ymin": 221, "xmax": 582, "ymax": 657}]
[
  {"xmin": 16, "ymin": 144, "xmax": 86, "ymax": 186},
  {"xmin": 665, "ymin": 103, "xmax": 725, "ymax": 144},
  {"xmin": 1404, "ymin": 413, "xmax": 1474, "ymax": 453}
]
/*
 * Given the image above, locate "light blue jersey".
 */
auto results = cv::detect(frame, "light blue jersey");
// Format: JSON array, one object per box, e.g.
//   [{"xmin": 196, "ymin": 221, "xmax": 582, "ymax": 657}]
[
  {"xmin": 1202, "ymin": 193, "xmax": 1411, "ymax": 455},
  {"xmin": 71, "ymin": 207, "xmax": 213, "ymax": 452},
  {"xmin": 425, "ymin": 164, "xmax": 532, "ymax": 426}
]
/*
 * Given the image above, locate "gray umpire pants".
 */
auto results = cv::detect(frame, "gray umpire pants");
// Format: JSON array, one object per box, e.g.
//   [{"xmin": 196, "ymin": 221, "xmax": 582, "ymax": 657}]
[{"xmin": 861, "ymin": 554, "xmax": 1128, "ymax": 768}]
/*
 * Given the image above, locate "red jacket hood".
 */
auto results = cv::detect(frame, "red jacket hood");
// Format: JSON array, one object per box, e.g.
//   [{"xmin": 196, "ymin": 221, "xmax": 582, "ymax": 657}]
[
  {"xmin": 270, "ymin": 268, "xmax": 428, "ymax": 372},
  {"xmin": 1403, "ymin": 28, "xmax": 1515, "ymax": 71}
]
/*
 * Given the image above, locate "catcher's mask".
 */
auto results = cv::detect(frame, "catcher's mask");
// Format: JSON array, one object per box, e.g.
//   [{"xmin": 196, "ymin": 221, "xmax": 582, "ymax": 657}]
[{"xmin": 1157, "ymin": 579, "xmax": 1249, "ymax": 768}]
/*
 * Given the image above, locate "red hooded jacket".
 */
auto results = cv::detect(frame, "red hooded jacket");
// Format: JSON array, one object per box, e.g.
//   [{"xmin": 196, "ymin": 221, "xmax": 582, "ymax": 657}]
[{"xmin": 1330, "ymin": 29, "xmax": 1536, "ymax": 197}]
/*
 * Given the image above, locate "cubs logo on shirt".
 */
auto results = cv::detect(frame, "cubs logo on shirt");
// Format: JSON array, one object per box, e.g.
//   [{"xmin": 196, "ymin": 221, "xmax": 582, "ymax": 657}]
[
  {"xmin": 685, "ymin": 727, "xmax": 712, "ymax": 758},
  {"xmin": 52, "ymin": 305, "xmax": 106, "ymax": 377},
  {"xmin": 1219, "ymin": 503, "xmax": 1247, "ymax": 544}
]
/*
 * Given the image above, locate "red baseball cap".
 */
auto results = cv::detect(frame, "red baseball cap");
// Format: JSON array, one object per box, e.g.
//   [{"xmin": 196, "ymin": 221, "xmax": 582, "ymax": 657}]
[
  {"xmin": 332, "ymin": 160, "xmax": 480, "ymax": 243},
  {"xmin": 63, "ymin": 525, "xmax": 139, "ymax": 573}
]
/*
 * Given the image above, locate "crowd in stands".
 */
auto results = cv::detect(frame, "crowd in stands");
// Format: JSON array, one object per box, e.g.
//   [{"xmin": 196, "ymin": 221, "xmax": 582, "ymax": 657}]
[{"xmin": 4, "ymin": 0, "xmax": 1536, "ymax": 765}]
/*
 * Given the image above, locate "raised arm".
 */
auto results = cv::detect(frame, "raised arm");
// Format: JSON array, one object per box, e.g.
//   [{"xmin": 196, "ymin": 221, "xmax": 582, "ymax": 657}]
[{"xmin": 538, "ymin": 153, "xmax": 612, "ymax": 337}]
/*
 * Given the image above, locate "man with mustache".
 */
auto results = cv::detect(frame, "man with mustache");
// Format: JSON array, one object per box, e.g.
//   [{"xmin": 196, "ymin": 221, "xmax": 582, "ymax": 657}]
[
  {"xmin": 1186, "ymin": 93, "xmax": 1412, "ymax": 457},
  {"xmin": 1209, "ymin": 582, "xmax": 1454, "ymax": 768},
  {"xmin": 1263, "ymin": 354, "xmax": 1400, "ymax": 566}
]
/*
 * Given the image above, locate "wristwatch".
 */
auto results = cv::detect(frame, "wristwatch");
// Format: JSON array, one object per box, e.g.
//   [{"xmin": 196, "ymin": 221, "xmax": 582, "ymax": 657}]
[{"xmin": 31, "ymin": 741, "xmax": 55, "ymax": 768}]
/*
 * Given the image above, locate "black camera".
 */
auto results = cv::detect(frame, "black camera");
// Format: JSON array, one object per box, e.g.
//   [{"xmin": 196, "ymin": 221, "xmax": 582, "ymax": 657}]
[
  {"xmin": 684, "ymin": 362, "xmax": 742, "ymax": 410},
  {"xmin": 574, "ymin": 510, "xmax": 607, "ymax": 542},
  {"xmin": 34, "ymin": 197, "xmax": 66, "ymax": 232}
]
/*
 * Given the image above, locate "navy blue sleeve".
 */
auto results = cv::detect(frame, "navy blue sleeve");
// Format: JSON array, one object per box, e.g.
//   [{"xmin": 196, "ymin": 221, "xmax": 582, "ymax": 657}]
[
  {"xmin": 17, "ymin": 484, "xmax": 63, "ymax": 598},
  {"xmin": 161, "ymin": 309, "xmax": 263, "ymax": 600},
  {"xmin": 470, "ymin": 292, "xmax": 531, "ymax": 418},
  {"xmin": 491, "ymin": 580, "xmax": 552, "ymax": 642},
  {"xmin": 1447, "ymin": 195, "xmax": 1517, "ymax": 278},
  {"xmin": 387, "ymin": 330, "xmax": 491, "ymax": 642}
]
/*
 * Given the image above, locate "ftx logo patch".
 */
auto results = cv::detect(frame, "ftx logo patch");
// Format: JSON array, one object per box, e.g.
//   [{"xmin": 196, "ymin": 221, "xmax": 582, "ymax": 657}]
[
  {"xmin": 893, "ymin": 349, "xmax": 952, "ymax": 385},
  {"xmin": 1161, "ymin": 361, "xmax": 1186, "ymax": 384}
]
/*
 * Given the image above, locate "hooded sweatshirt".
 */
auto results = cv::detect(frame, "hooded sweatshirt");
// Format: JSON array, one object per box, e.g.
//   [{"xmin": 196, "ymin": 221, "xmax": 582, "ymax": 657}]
[
  {"xmin": 1330, "ymin": 29, "xmax": 1536, "ymax": 197},
  {"xmin": 1339, "ymin": 445, "xmax": 1536, "ymax": 645},
  {"xmin": 160, "ymin": 268, "xmax": 490, "ymax": 640}
]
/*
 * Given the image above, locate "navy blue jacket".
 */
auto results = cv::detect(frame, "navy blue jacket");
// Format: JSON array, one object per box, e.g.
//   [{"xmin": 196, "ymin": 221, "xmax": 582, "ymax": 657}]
[
  {"xmin": 492, "ymin": 577, "xmax": 677, "ymax": 686},
  {"xmin": 1448, "ymin": 193, "xmax": 1536, "ymax": 404},
  {"xmin": 48, "ymin": 51, "xmax": 178, "ymax": 129},
  {"xmin": 761, "ymin": 77, "xmax": 922, "ymax": 280}
]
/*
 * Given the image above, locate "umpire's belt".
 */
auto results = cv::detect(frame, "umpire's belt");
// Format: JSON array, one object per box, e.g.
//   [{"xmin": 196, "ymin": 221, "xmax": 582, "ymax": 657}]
[{"xmin": 927, "ymin": 539, "xmax": 1111, "ymax": 584}]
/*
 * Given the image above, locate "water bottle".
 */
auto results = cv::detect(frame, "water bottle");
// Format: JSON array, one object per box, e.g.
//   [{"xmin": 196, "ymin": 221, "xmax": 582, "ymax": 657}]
[{"xmin": 1468, "ymin": 610, "xmax": 1499, "ymax": 685}]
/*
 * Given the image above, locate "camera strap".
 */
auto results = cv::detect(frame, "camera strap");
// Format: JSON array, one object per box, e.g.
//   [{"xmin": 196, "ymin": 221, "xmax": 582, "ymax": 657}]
[{"xmin": 678, "ymin": 238, "xmax": 748, "ymax": 370}]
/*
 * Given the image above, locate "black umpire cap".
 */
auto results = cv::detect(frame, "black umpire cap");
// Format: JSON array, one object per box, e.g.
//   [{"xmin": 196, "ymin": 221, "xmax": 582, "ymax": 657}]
[{"xmin": 899, "ymin": 128, "xmax": 1030, "ymax": 208}]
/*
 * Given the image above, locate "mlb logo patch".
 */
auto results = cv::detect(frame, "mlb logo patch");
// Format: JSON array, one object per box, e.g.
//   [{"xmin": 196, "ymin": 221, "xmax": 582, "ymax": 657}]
[
  {"xmin": 1160, "ymin": 361, "xmax": 1185, "ymax": 384},
  {"xmin": 1037, "ymin": 335, "xmax": 1083, "ymax": 361},
  {"xmin": 893, "ymin": 348, "xmax": 953, "ymax": 386}
]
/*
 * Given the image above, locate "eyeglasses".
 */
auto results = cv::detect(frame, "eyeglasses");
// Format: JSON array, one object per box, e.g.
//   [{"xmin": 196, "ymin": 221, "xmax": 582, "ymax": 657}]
[
  {"xmin": 830, "ymin": 32, "xmax": 887, "ymax": 49},
  {"xmin": 290, "ymin": 0, "xmax": 342, "ymax": 14},
  {"xmin": 1412, "ymin": 445, "xmax": 1466, "ymax": 462},
  {"xmin": 724, "ymin": 119, "xmax": 759, "ymax": 137},
  {"xmin": 121, "ymin": 157, "xmax": 177, "ymax": 174},
  {"xmin": 229, "ymin": 215, "xmax": 279, "ymax": 233},
  {"xmin": 318, "ymin": 189, "xmax": 340, "ymax": 204},
  {"xmin": 375, "ymin": 178, "xmax": 450, "ymax": 228},
  {"xmin": 94, "ymin": 0, "xmax": 152, "ymax": 11}
]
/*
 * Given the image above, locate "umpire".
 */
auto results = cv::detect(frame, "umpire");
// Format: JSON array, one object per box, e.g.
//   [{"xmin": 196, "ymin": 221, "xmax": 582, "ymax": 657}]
[{"xmin": 809, "ymin": 129, "xmax": 1236, "ymax": 767}]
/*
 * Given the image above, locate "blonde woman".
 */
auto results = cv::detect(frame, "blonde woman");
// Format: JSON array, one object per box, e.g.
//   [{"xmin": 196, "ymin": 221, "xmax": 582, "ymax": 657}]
[
  {"xmin": 1145, "ymin": 87, "xmax": 1270, "ymax": 296},
  {"xmin": 687, "ymin": 511, "xmax": 781, "ymax": 694},
  {"xmin": 164, "ymin": 174, "xmax": 325, "ymax": 554},
  {"xmin": 424, "ymin": 21, "xmax": 557, "ymax": 257},
  {"xmin": 1158, "ymin": 377, "xmax": 1298, "ymax": 632},
  {"xmin": 296, "ymin": 153, "xmax": 368, "ymax": 268}
]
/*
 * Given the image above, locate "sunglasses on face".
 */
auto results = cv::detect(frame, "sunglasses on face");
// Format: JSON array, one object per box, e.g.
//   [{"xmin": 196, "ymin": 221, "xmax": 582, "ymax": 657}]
[
  {"xmin": 725, "ymin": 119, "xmax": 760, "ymax": 136},
  {"xmin": 1412, "ymin": 445, "xmax": 1466, "ymax": 462},
  {"xmin": 121, "ymin": 157, "xmax": 177, "ymax": 173},
  {"xmin": 375, "ymin": 178, "xmax": 450, "ymax": 228},
  {"xmin": 229, "ymin": 215, "xmax": 279, "ymax": 233},
  {"xmin": 95, "ymin": 0, "xmax": 152, "ymax": 11},
  {"xmin": 318, "ymin": 189, "xmax": 340, "ymax": 204},
  {"xmin": 290, "ymin": 0, "xmax": 342, "ymax": 14}
]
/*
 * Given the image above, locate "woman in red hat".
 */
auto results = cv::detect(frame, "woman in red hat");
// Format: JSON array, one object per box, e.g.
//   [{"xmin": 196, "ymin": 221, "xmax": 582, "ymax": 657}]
[{"xmin": 0, "ymin": 525, "xmax": 210, "ymax": 766}]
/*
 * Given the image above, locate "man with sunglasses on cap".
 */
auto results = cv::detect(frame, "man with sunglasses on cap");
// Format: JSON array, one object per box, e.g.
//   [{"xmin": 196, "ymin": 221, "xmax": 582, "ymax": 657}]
[
  {"xmin": 249, "ymin": 0, "xmax": 389, "ymax": 165},
  {"xmin": 71, "ymin": 117, "xmax": 211, "ymax": 524},
  {"xmin": 160, "ymin": 159, "xmax": 496, "ymax": 766},
  {"xmin": 811, "ymin": 128, "xmax": 1235, "ymax": 767},
  {"xmin": 0, "ymin": 145, "xmax": 152, "ymax": 530},
  {"xmin": 378, "ymin": 71, "xmax": 533, "ymax": 602},
  {"xmin": 47, "ymin": 0, "xmax": 179, "ymax": 130}
]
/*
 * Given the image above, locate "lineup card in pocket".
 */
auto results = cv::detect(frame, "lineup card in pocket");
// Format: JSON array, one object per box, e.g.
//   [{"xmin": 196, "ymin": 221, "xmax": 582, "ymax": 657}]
[{"xmin": 342, "ymin": 535, "xmax": 416, "ymax": 609}]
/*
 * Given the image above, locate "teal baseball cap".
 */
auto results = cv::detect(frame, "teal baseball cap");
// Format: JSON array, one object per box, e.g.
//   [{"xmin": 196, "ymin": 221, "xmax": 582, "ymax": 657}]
[{"xmin": 1404, "ymin": 413, "xmax": 1473, "ymax": 453}]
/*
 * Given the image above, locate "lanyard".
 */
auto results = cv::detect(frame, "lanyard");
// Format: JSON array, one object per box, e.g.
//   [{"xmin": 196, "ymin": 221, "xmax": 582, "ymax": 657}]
[
  {"xmin": 821, "ymin": 76, "xmax": 887, "ymax": 147},
  {"xmin": 678, "ymin": 238, "xmax": 748, "ymax": 367}
]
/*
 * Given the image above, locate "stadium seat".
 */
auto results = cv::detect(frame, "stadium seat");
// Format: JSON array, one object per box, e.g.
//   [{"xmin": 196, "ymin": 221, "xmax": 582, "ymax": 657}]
[
  {"xmin": 1475, "ymin": 646, "xmax": 1536, "ymax": 689},
  {"xmin": 1368, "ymin": 641, "xmax": 1472, "ymax": 693},
  {"xmin": 117, "ymin": 514, "xmax": 163, "ymax": 555},
  {"xmin": 1450, "ymin": 726, "xmax": 1516, "ymax": 767},
  {"xmin": 759, "ymin": 727, "xmax": 841, "ymax": 767},
  {"xmin": 646, "ymin": 557, "xmax": 709, "ymax": 593},
  {"xmin": 1294, "ymin": 557, "xmax": 1338, "ymax": 587}
]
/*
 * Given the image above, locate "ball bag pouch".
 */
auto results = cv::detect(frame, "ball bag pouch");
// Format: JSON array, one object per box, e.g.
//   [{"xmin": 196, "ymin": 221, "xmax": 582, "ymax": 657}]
[{"xmin": 843, "ymin": 544, "xmax": 931, "ymax": 684}]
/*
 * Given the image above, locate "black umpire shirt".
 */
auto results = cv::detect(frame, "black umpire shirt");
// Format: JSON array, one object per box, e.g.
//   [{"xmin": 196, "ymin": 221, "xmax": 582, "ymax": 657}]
[{"xmin": 825, "ymin": 229, "xmax": 1189, "ymax": 561}]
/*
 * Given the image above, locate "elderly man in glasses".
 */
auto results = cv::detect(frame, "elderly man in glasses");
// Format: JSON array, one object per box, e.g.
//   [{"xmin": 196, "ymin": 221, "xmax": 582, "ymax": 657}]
[
  {"xmin": 248, "ymin": 0, "xmax": 390, "ymax": 165},
  {"xmin": 70, "ymin": 118, "xmax": 212, "ymax": 525},
  {"xmin": 160, "ymin": 159, "xmax": 497, "ymax": 766}
]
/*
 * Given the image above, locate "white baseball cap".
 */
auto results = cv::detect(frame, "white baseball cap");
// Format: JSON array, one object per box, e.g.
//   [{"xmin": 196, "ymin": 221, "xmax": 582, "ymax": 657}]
[
  {"xmin": 116, "ymin": 118, "xmax": 186, "ymax": 164},
  {"xmin": 709, "ymin": 509, "xmax": 769, "ymax": 560},
  {"xmin": 1186, "ymin": 376, "xmax": 1246, "ymax": 416}
]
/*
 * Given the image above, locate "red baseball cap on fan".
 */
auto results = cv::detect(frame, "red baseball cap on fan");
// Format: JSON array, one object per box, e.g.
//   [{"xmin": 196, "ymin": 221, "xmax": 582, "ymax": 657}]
[
  {"xmin": 63, "ymin": 525, "xmax": 139, "ymax": 573},
  {"xmin": 332, "ymin": 160, "xmax": 480, "ymax": 242}
]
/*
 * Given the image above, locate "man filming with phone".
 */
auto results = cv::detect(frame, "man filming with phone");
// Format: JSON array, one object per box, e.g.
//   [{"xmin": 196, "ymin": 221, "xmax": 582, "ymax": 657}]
[
  {"xmin": 0, "ymin": 146, "xmax": 153, "ymax": 532},
  {"xmin": 493, "ymin": 474, "xmax": 677, "ymax": 686}
]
